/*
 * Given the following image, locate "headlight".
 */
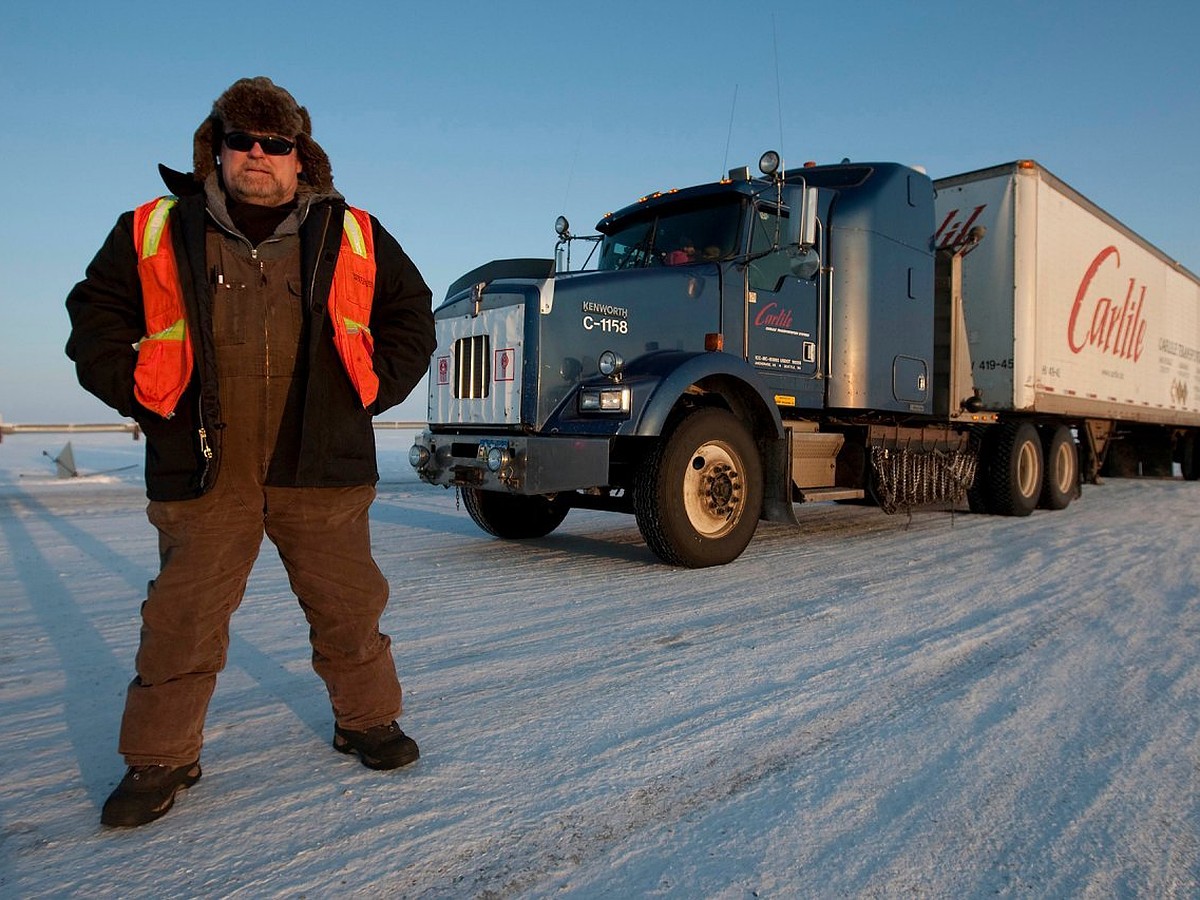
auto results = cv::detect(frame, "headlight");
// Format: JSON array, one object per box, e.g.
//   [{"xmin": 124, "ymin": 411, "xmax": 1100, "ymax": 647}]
[{"xmin": 579, "ymin": 386, "xmax": 631, "ymax": 413}]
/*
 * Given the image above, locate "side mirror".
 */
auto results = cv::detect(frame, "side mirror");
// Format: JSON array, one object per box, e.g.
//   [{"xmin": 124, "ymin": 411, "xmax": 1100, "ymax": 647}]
[
  {"xmin": 783, "ymin": 184, "xmax": 819, "ymax": 249},
  {"xmin": 788, "ymin": 246, "xmax": 820, "ymax": 280},
  {"xmin": 799, "ymin": 185, "xmax": 818, "ymax": 248}
]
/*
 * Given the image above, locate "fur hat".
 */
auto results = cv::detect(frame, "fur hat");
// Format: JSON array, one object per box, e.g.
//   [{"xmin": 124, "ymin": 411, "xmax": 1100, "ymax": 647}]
[{"xmin": 193, "ymin": 76, "xmax": 333, "ymax": 193}]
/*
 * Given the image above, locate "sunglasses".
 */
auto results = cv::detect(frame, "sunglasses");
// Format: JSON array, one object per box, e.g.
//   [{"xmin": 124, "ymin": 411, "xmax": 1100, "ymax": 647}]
[{"xmin": 222, "ymin": 131, "xmax": 296, "ymax": 156}]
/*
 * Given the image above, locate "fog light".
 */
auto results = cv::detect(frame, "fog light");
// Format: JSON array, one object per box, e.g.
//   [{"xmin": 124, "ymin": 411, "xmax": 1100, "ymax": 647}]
[
  {"xmin": 759, "ymin": 150, "xmax": 781, "ymax": 176},
  {"xmin": 598, "ymin": 350, "xmax": 624, "ymax": 378},
  {"xmin": 486, "ymin": 445, "xmax": 510, "ymax": 472},
  {"xmin": 409, "ymin": 445, "xmax": 430, "ymax": 469}
]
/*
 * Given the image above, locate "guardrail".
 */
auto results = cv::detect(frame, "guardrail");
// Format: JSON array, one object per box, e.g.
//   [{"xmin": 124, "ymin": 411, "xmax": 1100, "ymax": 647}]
[
  {"xmin": 0, "ymin": 421, "xmax": 427, "ymax": 442},
  {"xmin": 0, "ymin": 422, "xmax": 143, "ymax": 441}
]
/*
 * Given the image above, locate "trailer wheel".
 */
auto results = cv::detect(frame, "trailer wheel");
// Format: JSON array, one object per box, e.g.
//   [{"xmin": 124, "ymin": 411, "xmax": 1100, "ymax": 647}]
[
  {"xmin": 986, "ymin": 422, "xmax": 1043, "ymax": 517},
  {"xmin": 1180, "ymin": 432, "xmax": 1200, "ymax": 481},
  {"xmin": 634, "ymin": 408, "xmax": 762, "ymax": 568},
  {"xmin": 1038, "ymin": 424, "xmax": 1078, "ymax": 510},
  {"xmin": 966, "ymin": 427, "xmax": 994, "ymax": 514},
  {"xmin": 461, "ymin": 488, "xmax": 570, "ymax": 539},
  {"xmin": 1101, "ymin": 438, "xmax": 1139, "ymax": 478}
]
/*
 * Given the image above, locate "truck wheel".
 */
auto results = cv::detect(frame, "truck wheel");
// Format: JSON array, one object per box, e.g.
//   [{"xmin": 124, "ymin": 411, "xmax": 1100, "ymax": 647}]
[
  {"xmin": 1038, "ymin": 424, "xmax": 1078, "ymax": 510},
  {"xmin": 634, "ymin": 407, "xmax": 763, "ymax": 567},
  {"xmin": 987, "ymin": 421, "xmax": 1043, "ymax": 517},
  {"xmin": 461, "ymin": 488, "xmax": 570, "ymax": 539}
]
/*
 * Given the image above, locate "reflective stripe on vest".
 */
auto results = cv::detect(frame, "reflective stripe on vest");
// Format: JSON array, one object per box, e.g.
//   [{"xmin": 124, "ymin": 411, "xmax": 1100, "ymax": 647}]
[
  {"xmin": 133, "ymin": 196, "xmax": 194, "ymax": 418},
  {"xmin": 328, "ymin": 207, "xmax": 379, "ymax": 407},
  {"xmin": 131, "ymin": 198, "xmax": 380, "ymax": 415}
]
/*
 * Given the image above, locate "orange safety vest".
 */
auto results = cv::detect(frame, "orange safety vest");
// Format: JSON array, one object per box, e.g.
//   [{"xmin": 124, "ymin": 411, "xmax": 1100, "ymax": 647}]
[{"xmin": 132, "ymin": 198, "xmax": 379, "ymax": 417}]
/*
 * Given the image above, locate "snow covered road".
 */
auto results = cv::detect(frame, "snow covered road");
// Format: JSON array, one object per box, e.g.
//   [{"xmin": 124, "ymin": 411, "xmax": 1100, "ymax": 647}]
[{"xmin": 1, "ymin": 433, "xmax": 1197, "ymax": 897}]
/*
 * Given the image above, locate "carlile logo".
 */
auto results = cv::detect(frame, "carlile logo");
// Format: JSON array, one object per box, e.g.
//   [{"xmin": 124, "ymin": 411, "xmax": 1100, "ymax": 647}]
[
  {"xmin": 1068, "ymin": 246, "xmax": 1148, "ymax": 363},
  {"xmin": 935, "ymin": 205, "xmax": 987, "ymax": 249},
  {"xmin": 754, "ymin": 303, "xmax": 794, "ymax": 329}
]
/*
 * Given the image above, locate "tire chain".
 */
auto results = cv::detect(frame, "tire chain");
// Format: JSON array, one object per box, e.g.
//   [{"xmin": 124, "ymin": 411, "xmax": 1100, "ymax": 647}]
[{"xmin": 870, "ymin": 446, "xmax": 978, "ymax": 515}]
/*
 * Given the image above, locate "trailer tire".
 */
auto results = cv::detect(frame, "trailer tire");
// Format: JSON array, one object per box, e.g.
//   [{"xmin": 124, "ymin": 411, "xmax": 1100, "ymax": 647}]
[
  {"xmin": 1101, "ymin": 438, "xmax": 1139, "ymax": 478},
  {"xmin": 634, "ymin": 407, "xmax": 762, "ymax": 568},
  {"xmin": 986, "ymin": 421, "xmax": 1043, "ymax": 517},
  {"xmin": 966, "ymin": 427, "xmax": 995, "ymax": 514},
  {"xmin": 1183, "ymin": 432, "xmax": 1200, "ymax": 481},
  {"xmin": 461, "ymin": 488, "xmax": 570, "ymax": 539},
  {"xmin": 1038, "ymin": 424, "xmax": 1078, "ymax": 510}
]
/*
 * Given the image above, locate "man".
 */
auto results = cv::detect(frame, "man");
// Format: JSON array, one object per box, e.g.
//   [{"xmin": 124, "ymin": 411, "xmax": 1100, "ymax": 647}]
[{"xmin": 65, "ymin": 77, "xmax": 436, "ymax": 827}]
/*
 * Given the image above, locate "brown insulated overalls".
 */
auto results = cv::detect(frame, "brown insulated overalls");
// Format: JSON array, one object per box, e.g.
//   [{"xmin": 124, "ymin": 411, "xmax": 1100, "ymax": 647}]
[{"xmin": 118, "ymin": 226, "xmax": 403, "ymax": 766}]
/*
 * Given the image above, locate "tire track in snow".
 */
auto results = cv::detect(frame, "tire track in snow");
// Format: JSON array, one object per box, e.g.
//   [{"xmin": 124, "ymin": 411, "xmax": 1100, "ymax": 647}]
[{"xmin": 401, "ymin": 530, "xmax": 1135, "ymax": 896}]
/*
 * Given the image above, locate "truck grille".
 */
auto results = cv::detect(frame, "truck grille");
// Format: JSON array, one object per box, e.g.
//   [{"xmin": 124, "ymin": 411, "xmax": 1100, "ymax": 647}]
[
  {"xmin": 454, "ymin": 335, "xmax": 491, "ymax": 399},
  {"xmin": 429, "ymin": 303, "xmax": 524, "ymax": 426}
]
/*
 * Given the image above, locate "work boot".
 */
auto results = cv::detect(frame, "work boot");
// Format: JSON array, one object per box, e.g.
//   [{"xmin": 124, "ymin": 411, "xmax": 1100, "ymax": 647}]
[
  {"xmin": 333, "ymin": 721, "xmax": 419, "ymax": 770},
  {"xmin": 101, "ymin": 761, "xmax": 202, "ymax": 827}
]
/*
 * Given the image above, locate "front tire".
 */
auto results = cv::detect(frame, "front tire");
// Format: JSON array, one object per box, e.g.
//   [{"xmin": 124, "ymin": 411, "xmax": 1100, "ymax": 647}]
[
  {"xmin": 634, "ymin": 408, "xmax": 763, "ymax": 568},
  {"xmin": 461, "ymin": 488, "xmax": 570, "ymax": 539}
]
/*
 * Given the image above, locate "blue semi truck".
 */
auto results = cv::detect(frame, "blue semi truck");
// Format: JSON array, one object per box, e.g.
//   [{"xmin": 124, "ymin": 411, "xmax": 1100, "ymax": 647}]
[{"xmin": 409, "ymin": 154, "xmax": 1200, "ymax": 566}]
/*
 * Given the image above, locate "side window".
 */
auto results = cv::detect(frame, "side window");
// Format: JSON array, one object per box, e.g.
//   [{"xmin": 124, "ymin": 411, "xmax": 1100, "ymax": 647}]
[{"xmin": 747, "ymin": 207, "xmax": 794, "ymax": 293}]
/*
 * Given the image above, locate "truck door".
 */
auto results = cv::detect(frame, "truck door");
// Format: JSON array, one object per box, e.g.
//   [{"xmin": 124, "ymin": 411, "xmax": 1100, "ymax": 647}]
[{"xmin": 741, "ymin": 203, "xmax": 823, "ymax": 410}]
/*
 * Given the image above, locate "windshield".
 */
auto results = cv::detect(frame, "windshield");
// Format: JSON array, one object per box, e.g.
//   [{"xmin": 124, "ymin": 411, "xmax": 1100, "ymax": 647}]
[{"xmin": 597, "ymin": 197, "xmax": 745, "ymax": 271}]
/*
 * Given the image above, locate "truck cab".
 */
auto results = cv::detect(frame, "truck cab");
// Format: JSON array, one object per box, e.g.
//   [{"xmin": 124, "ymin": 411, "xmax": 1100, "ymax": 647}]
[{"xmin": 411, "ymin": 155, "xmax": 979, "ymax": 566}]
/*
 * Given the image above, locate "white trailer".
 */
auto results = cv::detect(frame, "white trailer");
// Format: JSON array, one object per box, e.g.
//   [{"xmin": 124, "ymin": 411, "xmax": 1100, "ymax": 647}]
[{"xmin": 935, "ymin": 160, "xmax": 1200, "ymax": 483}]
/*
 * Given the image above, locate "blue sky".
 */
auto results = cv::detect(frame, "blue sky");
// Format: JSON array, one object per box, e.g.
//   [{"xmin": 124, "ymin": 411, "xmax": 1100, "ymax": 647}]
[{"xmin": 2, "ymin": 0, "xmax": 1197, "ymax": 423}]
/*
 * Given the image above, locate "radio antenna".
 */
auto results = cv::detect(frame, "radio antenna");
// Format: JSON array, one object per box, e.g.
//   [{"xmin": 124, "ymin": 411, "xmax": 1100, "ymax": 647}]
[
  {"xmin": 721, "ymin": 83, "xmax": 739, "ymax": 177},
  {"xmin": 562, "ymin": 131, "xmax": 582, "ymax": 209},
  {"xmin": 772, "ymin": 13, "xmax": 785, "ymax": 171}
]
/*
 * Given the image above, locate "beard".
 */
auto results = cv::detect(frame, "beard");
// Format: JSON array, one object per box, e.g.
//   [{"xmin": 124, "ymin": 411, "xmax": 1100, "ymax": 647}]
[{"xmin": 223, "ymin": 164, "xmax": 296, "ymax": 207}]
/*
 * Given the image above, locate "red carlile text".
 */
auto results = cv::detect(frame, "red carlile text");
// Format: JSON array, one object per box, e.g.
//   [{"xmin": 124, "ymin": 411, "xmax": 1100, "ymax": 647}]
[
  {"xmin": 754, "ymin": 302, "xmax": 794, "ymax": 329},
  {"xmin": 1067, "ymin": 246, "xmax": 1147, "ymax": 362},
  {"xmin": 935, "ymin": 205, "xmax": 986, "ymax": 249}
]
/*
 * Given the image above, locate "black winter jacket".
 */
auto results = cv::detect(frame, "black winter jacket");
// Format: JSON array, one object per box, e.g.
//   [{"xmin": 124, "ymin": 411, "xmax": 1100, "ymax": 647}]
[{"xmin": 65, "ymin": 170, "xmax": 435, "ymax": 501}]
